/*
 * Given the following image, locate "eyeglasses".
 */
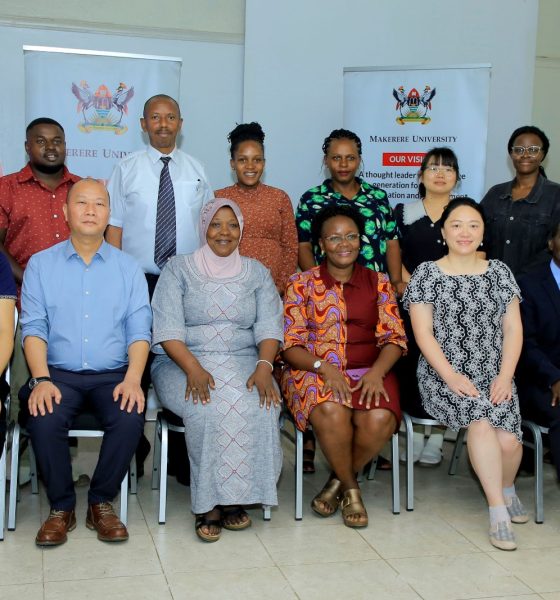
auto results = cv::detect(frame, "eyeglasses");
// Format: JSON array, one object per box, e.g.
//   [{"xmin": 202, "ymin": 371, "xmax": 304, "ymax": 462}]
[
  {"xmin": 323, "ymin": 233, "xmax": 360, "ymax": 244},
  {"xmin": 425, "ymin": 166, "xmax": 456, "ymax": 176},
  {"xmin": 510, "ymin": 145, "xmax": 542, "ymax": 157}
]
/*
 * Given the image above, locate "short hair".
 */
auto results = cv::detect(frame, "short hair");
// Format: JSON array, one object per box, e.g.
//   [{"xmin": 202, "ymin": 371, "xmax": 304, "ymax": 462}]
[
  {"xmin": 66, "ymin": 177, "xmax": 110, "ymax": 204},
  {"xmin": 322, "ymin": 129, "xmax": 362, "ymax": 156},
  {"xmin": 507, "ymin": 125, "xmax": 550, "ymax": 158},
  {"xmin": 311, "ymin": 204, "xmax": 365, "ymax": 248},
  {"xmin": 418, "ymin": 147, "xmax": 460, "ymax": 198},
  {"xmin": 548, "ymin": 220, "xmax": 560, "ymax": 240},
  {"xmin": 440, "ymin": 197, "xmax": 486, "ymax": 228},
  {"xmin": 26, "ymin": 118, "xmax": 64, "ymax": 136},
  {"xmin": 227, "ymin": 122, "xmax": 265, "ymax": 159},
  {"xmin": 143, "ymin": 94, "xmax": 181, "ymax": 119}
]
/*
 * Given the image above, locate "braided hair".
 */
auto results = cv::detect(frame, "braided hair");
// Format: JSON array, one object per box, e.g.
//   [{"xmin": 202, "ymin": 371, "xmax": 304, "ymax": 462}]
[
  {"xmin": 227, "ymin": 122, "xmax": 265, "ymax": 158},
  {"xmin": 322, "ymin": 129, "xmax": 362, "ymax": 156}
]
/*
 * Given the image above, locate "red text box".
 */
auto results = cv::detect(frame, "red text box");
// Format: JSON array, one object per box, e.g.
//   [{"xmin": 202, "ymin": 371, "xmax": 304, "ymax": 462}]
[{"xmin": 382, "ymin": 152, "xmax": 425, "ymax": 167}]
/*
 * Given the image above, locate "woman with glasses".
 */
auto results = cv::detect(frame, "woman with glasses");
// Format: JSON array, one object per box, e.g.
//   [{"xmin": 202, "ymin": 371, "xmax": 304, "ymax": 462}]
[
  {"xmin": 282, "ymin": 204, "xmax": 406, "ymax": 528},
  {"xmin": 481, "ymin": 125, "xmax": 560, "ymax": 277},
  {"xmin": 394, "ymin": 147, "xmax": 461, "ymax": 466}
]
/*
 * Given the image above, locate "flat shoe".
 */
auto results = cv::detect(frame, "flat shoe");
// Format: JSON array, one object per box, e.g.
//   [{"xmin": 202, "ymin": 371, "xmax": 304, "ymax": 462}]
[
  {"xmin": 311, "ymin": 478, "xmax": 342, "ymax": 517},
  {"xmin": 506, "ymin": 495, "xmax": 529, "ymax": 524},
  {"xmin": 489, "ymin": 520, "xmax": 517, "ymax": 551},
  {"xmin": 418, "ymin": 433, "xmax": 443, "ymax": 467},
  {"xmin": 222, "ymin": 506, "xmax": 252, "ymax": 531},
  {"xmin": 339, "ymin": 488, "xmax": 368, "ymax": 528},
  {"xmin": 195, "ymin": 514, "xmax": 222, "ymax": 542}
]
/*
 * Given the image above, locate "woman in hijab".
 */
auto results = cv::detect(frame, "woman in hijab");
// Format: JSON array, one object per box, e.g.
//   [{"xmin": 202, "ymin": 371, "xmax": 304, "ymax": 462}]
[{"xmin": 151, "ymin": 198, "xmax": 283, "ymax": 543}]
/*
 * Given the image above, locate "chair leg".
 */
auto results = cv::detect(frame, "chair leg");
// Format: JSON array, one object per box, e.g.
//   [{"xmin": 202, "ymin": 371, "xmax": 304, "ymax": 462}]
[
  {"xmin": 366, "ymin": 457, "xmax": 378, "ymax": 481},
  {"xmin": 523, "ymin": 421, "xmax": 545, "ymax": 524},
  {"xmin": 151, "ymin": 414, "xmax": 162, "ymax": 490},
  {"xmin": 0, "ymin": 442, "xmax": 6, "ymax": 540},
  {"xmin": 391, "ymin": 432, "xmax": 400, "ymax": 514},
  {"xmin": 295, "ymin": 426, "xmax": 303, "ymax": 521},
  {"xmin": 403, "ymin": 413, "xmax": 414, "ymax": 511},
  {"xmin": 448, "ymin": 428, "xmax": 466, "ymax": 476},
  {"xmin": 158, "ymin": 419, "xmax": 169, "ymax": 524},
  {"xmin": 8, "ymin": 424, "xmax": 20, "ymax": 530},
  {"xmin": 129, "ymin": 454, "xmax": 137, "ymax": 495},
  {"xmin": 119, "ymin": 466, "xmax": 129, "ymax": 526},
  {"xmin": 262, "ymin": 505, "xmax": 271, "ymax": 521},
  {"xmin": 28, "ymin": 443, "xmax": 39, "ymax": 495}
]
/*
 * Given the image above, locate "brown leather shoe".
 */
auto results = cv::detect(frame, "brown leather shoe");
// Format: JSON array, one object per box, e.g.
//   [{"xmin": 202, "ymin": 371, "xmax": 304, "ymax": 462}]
[
  {"xmin": 36, "ymin": 509, "xmax": 76, "ymax": 547},
  {"xmin": 86, "ymin": 502, "xmax": 129, "ymax": 542}
]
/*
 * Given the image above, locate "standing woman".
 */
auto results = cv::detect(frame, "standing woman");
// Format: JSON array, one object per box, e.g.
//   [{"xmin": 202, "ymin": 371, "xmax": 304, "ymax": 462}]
[
  {"xmin": 216, "ymin": 122, "xmax": 298, "ymax": 295},
  {"xmin": 481, "ymin": 125, "xmax": 560, "ymax": 277},
  {"xmin": 295, "ymin": 129, "xmax": 403, "ymax": 472},
  {"xmin": 403, "ymin": 197, "xmax": 526, "ymax": 551},
  {"xmin": 394, "ymin": 147, "xmax": 460, "ymax": 465}
]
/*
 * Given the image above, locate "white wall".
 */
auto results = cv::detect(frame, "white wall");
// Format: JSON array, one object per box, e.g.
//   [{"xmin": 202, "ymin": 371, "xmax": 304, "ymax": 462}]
[
  {"xmin": 243, "ymin": 0, "xmax": 539, "ymax": 204},
  {"xmin": 0, "ymin": 25, "xmax": 244, "ymax": 189}
]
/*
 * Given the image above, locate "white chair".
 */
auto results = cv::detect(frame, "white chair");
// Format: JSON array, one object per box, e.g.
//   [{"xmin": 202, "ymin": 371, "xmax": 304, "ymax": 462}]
[
  {"xmin": 401, "ymin": 412, "xmax": 466, "ymax": 511},
  {"xmin": 521, "ymin": 419, "xmax": 549, "ymax": 524},
  {"xmin": 8, "ymin": 412, "xmax": 132, "ymax": 530}
]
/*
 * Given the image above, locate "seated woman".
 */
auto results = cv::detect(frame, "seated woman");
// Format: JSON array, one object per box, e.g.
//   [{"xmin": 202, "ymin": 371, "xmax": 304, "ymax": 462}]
[
  {"xmin": 282, "ymin": 205, "xmax": 406, "ymax": 528},
  {"xmin": 0, "ymin": 252, "xmax": 16, "ymax": 456},
  {"xmin": 517, "ymin": 221, "xmax": 560, "ymax": 480},
  {"xmin": 404, "ymin": 197, "xmax": 526, "ymax": 551},
  {"xmin": 151, "ymin": 199, "xmax": 283, "ymax": 543}
]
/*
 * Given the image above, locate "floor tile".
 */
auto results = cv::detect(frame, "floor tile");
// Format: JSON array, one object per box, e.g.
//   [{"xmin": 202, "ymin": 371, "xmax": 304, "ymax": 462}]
[
  {"xmin": 388, "ymin": 552, "xmax": 532, "ymax": 600},
  {"xmin": 257, "ymin": 522, "xmax": 380, "ymax": 566},
  {"xmin": 0, "ymin": 537, "xmax": 43, "ymax": 585},
  {"xmin": 43, "ymin": 534, "xmax": 162, "ymax": 582},
  {"xmin": 489, "ymin": 547, "xmax": 560, "ymax": 593},
  {"xmin": 281, "ymin": 559, "xmax": 421, "ymax": 600},
  {"xmin": 168, "ymin": 567, "xmax": 297, "ymax": 599},
  {"xmin": 44, "ymin": 574, "xmax": 171, "ymax": 599},
  {"xmin": 0, "ymin": 583, "xmax": 44, "ymax": 600}
]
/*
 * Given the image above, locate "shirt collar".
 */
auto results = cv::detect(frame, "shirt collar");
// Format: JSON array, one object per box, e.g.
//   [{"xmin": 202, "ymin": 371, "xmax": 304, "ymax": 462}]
[
  {"xmin": 323, "ymin": 177, "xmax": 365, "ymax": 198},
  {"xmin": 64, "ymin": 238, "xmax": 111, "ymax": 262},
  {"xmin": 551, "ymin": 259, "xmax": 560, "ymax": 290},
  {"xmin": 16, "ymin": 163, "xmax": 80, "ymax": 186},
  {"xmin": 499, "ymin": 174, "xmax": 545, "ymax": 204},
  {"xmin": 147, "ymin": 145, "xmax": 178, "ymax": 164},
  {"xmin": 318, "ymin": 260, "xmax": 364, "ymax": 289}
]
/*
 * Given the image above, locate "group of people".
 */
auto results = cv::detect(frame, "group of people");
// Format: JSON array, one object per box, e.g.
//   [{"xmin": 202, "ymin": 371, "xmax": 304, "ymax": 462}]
[{"xmin": 0, "ymin": 92, "xmax": 558, "ymax": 553}]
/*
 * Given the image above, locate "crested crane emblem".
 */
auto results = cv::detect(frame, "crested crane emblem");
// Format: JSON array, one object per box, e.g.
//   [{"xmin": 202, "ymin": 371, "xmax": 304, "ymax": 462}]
[
  {"xmin": 71, "ymin": 81, "xmax": 135, "ymax": 134},
  {"xmin": 392, "ymin": 85, "xmax": 436, "ymax": 125}
]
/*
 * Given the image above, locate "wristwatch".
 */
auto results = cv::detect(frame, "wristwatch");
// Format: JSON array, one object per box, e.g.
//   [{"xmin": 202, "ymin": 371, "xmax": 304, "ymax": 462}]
[
  {"xmin": 312, "ymin": 359, "xmax": 323, "ymax": 373},
  {"xmin": 28, "ymin": 376, "xmax": 52, "ymax": 390}
]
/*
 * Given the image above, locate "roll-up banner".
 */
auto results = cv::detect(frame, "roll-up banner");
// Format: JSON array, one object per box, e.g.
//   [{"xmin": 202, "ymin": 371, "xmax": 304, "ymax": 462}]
[
  {"xmin": 24, "ymin": 46, "xmax": 182, "ymax": 180},
  {"xmin": 343, "ymin": 65, "xmax": 491, "ymax": 205}
]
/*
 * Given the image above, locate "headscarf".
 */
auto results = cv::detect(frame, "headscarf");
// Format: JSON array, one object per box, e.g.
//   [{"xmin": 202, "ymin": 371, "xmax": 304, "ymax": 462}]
[{"xmin": 193, "ymin": 198, "xmax": 244, "ymax": 279}]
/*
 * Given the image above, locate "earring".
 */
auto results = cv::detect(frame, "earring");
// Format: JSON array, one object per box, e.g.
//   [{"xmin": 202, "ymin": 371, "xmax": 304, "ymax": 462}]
[
  {"xmin": 479, "ymin": 241, "xmax": 483, "ymax": 247},
  {"xmin": 442, "ymin": 239, "xmax": 446, "ymax": 246}
]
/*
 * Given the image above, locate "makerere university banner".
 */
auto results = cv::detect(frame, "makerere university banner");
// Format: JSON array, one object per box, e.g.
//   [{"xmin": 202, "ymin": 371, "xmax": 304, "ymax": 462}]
[
  {"xmin": 343, "ymin": 65, "xmax": 490, "ymax": 205},
  {"xmin": 24, "ymin": 46, "xmax": 181, "ymax": 181}
]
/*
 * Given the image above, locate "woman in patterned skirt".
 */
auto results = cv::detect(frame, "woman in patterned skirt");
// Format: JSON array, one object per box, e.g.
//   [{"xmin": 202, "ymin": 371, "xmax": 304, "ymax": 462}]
[
  {"xmin": 282, "ymin": 205, "xmax": 406, "ymax": 528},
  {"xmin": 403, "ymin": 197, "xmax": 526, "ymax": 551},
  {"xmin": 151, "ymin": 199, "xmax": 283, "ymax": 543}
]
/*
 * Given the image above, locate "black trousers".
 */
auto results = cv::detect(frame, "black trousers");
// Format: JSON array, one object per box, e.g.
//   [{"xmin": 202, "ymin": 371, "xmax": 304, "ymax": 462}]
[
  {"xmin": 519, "ymin": 381, "xmax": 560, "ymax": 481},
  {"xmin": 22, "ymin": 367, "xmax": 144, "ymax": 511}
]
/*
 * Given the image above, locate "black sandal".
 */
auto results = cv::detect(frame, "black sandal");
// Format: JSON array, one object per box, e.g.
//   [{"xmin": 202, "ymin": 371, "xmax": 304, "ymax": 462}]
[
  {"xmin": 195, "ymin": 514, "xmax": 222, "ymax": 542},
  {"xmin": 222, "ymin": 506, "xmax": 252, "ymax": 531}
]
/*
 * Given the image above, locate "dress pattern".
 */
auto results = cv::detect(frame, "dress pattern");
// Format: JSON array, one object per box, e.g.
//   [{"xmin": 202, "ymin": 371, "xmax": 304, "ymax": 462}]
[
  {"xmin": 151, "ymin": 254, "xmax": 284, "ymax": 513},
  {"xmin": 402, "ymin": 259, "xmax": 523, "ymax": 440},
  {"xmin": 282, "ymin": 263, "xmax": 407, "ymax": 431},
  {"xmin": 295, "ymin": 178, "xmax": 399, "ymax": 272}
]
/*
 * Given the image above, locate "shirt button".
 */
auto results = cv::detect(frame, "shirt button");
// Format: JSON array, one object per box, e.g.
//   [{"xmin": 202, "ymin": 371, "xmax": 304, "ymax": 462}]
[
  {"xmin": 84, "ymin": 338, "xmax": 88, "ymax": 343},
  {"xmin": 84, "ymin": 314, "xmax": 89, "ymax": 318},
  {"xmin": 83, "ymin": 362, "xmax": 88, "ymax": 367},
  {"xmin": 52, "ymin": 194, "xmax": 56, "ymax": 199},
  {"xmin": 85, "ymin": 291, "xmax": 90, "ymax": 295},
  {"xmin": 506, "ymin": 240, "xmax": 511, "ymax": 245},
  {"xmin": 53, "ymin": 214, "xmax": 58, "ymax": 218},
  {"xmin": 509, "ymin": 216, "xmax": 514, "ymax": 221},
  {"xmin": 55, "ymin": 234, "xmax": 60, "ymax": 238},
  {"xmin": 430, "ymin": 223, "xmax": 434, "ymax": 228},
  {"xmin": 437, "ymin": 239, "xmax": 441, "ymax": 244}
]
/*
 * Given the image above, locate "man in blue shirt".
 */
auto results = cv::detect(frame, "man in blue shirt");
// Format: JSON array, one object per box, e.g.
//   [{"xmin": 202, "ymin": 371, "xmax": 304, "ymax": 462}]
[{"xmin": 20, "ymin": 178, "xmax": 152, "ymax": 547}]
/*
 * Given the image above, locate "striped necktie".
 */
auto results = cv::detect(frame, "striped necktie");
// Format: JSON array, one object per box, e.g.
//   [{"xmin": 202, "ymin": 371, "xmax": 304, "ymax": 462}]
[{"xmin": 154, "ymin": 156, "xmax": 176, "ymax": 269}]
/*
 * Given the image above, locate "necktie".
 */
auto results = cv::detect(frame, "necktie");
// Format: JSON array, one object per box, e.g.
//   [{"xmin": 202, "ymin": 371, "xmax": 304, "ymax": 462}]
[{"xmin": 154, "ymin": 156, "xmax": 176, "ymax": 269}]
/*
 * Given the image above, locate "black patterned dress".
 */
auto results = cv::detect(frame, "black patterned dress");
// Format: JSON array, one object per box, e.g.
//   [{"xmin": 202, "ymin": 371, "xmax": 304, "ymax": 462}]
[{"xmin": 402, "ymin": 259, "xmax": 522, "ymax": 440}]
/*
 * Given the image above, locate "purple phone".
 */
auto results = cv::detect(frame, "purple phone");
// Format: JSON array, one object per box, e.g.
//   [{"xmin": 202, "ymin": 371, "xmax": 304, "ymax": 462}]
[{"xmin": 346, "ymin": 368, "xmax": 369, "ymax": 381}]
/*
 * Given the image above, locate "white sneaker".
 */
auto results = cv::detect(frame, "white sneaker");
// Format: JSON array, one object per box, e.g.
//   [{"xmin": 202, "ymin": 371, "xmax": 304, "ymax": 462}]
[
  {"xmin": 400, "ymin": 432, "xmax": 425, "ymax": 463},
  {"xmin": 418, "ymin": 433, "xmax": 443, "ymax": 467}
]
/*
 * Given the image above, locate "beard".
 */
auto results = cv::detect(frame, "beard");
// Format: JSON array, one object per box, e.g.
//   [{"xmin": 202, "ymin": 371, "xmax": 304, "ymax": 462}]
[{"xmin": 32, "ymin": 161, "xmax": 65, "ymax": 175}]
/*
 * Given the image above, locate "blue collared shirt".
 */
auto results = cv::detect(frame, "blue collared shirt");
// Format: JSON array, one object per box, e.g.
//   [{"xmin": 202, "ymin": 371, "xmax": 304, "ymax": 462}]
[
  {"xmin": 551, "ymin": 259, "xmax": 560, "ymax": 291},
  {"xmin": 21, "ymin": 239, "xmax": 152, "ymax": 372}
]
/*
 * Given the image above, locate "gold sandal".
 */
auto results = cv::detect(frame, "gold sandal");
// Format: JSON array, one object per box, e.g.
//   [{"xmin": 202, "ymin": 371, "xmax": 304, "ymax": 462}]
[
  {"xmin": 311, "ymin": 478, "xmax": 342, "ymax": 517},
  {"xmin": 339, "ymin": 488, "xmax": 368, "ymax": 528}
]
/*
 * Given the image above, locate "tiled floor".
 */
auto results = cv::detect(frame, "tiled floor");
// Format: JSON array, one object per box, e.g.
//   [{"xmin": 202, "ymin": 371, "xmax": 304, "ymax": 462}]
[{"xmin": 2, "ymin": 423, "xmax": 559, "ymax": 600}]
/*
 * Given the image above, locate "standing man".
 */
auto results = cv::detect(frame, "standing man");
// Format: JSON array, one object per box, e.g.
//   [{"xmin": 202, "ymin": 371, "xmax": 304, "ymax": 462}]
[
  {"xmin": 20, "ymin": 178, "xmax": 151, "ymax": 546},
  {"xmin": 0, "ymin": 118, "xmax": 80, "ymax": 420},
  {"xmin": 106, "ymin": 95, "xmax": 213, "ymax": 482}
]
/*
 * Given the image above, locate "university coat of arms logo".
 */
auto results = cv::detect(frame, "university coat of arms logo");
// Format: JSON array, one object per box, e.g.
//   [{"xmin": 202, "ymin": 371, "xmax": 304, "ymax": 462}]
[{"xmin": 392, "ymin": 85, "xmax": 436, "ymax": 125}]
